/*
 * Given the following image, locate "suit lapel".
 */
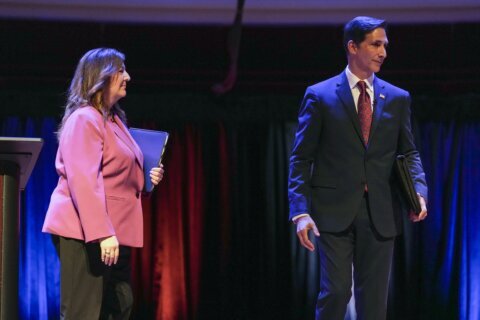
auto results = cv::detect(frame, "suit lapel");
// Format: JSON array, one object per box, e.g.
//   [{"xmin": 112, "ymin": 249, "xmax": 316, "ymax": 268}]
[
  {"xmin": 369, "ymin": 78, "xmax": 387, "ymax": 143},
  {"xmin": 336, "ymin": 72, "xmax": 364, "ymax": 146},
  {"xmin": 111, "ymin": 115, "xmax": 144, "ymax": 168}
]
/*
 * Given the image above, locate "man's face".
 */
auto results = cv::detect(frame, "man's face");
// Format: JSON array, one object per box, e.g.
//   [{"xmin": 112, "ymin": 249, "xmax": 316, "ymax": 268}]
[{"xmin": 348, "ymin": 28, "xmax": 388, "ymax": 77}]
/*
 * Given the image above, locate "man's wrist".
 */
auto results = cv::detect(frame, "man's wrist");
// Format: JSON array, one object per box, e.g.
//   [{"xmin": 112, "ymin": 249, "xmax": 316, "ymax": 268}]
[
  {"xmin": 292, "ymin": 213, "xmax": 310, "ymax": 224},
  {"xmin": 417, "ymin": 192, "xmax": 427, "ymax": 205}
]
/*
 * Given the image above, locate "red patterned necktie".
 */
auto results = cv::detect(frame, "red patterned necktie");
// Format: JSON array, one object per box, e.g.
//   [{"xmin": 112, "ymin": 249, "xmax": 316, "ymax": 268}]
[{"xmin": 357, "ymin": 81, "xmax": 372, "ymax": 145}]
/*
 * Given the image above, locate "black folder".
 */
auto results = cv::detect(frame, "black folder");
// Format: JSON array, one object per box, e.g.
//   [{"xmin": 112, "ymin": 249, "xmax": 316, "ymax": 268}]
[
  {"xmin": 394, "ymin": 155, "xmax": 422, "ymax": 215},
  {"xmin": 129, "ymin": 128, "xmax": 169, "ymax": 192}
]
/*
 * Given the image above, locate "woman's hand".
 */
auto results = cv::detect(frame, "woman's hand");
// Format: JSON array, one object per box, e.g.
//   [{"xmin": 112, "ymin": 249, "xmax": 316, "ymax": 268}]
[
  {"xmin": 100, "ymin": 235, "xmax": 119, "ymax": 266},
  {"xmin": 150, "ymin": 164, "xmax": 164, "ymax": 186}
]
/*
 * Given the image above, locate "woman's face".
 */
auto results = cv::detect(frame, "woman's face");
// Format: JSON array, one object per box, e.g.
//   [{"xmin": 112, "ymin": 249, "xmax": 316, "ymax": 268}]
[{"xmin": 104, "ymin": 65, "xmax": 131, "ymax": 108}]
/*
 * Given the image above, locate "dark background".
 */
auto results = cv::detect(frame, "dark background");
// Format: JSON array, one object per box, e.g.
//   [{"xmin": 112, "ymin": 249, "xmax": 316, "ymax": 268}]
[
  {"xmin": 2, "ymin": 20, "xmax": 479, "ymax": 114},
  {"xmin": 2, "ymin": 18, "xmax": 480, "ymax": 320}
]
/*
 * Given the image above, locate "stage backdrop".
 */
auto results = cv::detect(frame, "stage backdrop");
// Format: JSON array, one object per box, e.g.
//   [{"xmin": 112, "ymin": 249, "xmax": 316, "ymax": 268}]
[{"xmin": 1, "ymin": 93, "xmax": 479, "ymax": 320}]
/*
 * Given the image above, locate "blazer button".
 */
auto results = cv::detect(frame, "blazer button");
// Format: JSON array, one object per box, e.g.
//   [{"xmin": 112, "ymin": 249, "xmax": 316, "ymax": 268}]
[{"xmin": 135, "ymin": 191, "xmax": 140, "ymax": 198}]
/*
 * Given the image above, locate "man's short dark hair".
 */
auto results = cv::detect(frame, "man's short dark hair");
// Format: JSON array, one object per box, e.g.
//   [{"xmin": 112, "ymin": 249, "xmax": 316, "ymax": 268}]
[{"xmin": 343, "ymin": 16, "xmax": 387, "ymax": 52}]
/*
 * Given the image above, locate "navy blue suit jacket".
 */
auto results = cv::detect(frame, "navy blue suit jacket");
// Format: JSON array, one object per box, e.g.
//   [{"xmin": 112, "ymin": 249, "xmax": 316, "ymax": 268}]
[{"xmin": 288, "ymin": 72, "xmax": 428, "ymax": 237}]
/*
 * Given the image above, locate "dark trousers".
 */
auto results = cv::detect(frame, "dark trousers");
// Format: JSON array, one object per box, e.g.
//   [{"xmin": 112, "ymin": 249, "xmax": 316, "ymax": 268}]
[
  {"xmin": 315, "ymin": 194, "xmax": 394, "ymax": 320},
  {"xmin": 54, "ymin": 236, "xmax": 133, "ymax": 320}
]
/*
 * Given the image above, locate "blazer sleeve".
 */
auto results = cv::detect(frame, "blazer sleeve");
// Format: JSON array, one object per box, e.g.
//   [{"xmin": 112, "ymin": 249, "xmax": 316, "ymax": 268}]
[
  {"xmin": 397, "ymin": 92, "xmax": 428, "ymax": 202},
  {"xmin": 60, "ymin": 110, "xmax": 115, "ymax": 242},
  {"xmin": 288, "ymin": 87, "xmax": 323, "ymax": 220}
]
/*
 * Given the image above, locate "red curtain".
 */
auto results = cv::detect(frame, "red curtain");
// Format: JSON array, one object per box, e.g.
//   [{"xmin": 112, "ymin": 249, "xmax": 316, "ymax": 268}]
[
  {"xmin": 131, "ymin": 125, "xmax": 207, "ymax": 319},
  {"xmin": 217, "ymin": 124, "xmax": 232, "ymax": 269}
]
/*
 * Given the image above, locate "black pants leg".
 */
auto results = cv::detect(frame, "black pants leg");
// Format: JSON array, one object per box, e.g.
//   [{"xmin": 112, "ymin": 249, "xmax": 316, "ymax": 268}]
[
  {"xmin": 55, "ymin": 236, "xmax": 104, "ymax": 320},
  {"xmin": 54, "ymin": 236, "xmax": 134, "ymax": 320},
  {"xmin": 315, "ymin": 195, "xmax": 394, "ymax": 320},
  {"xmin": 353, "ymin": 197, "xmax": 394, "ymax": 320},
  {"xmin": 100, "ymin": 246, "xmax": 133, "ymax": 320},
  {"xmin": 315, "ymin": 225, "xmax": 354, "ymax": 320}
]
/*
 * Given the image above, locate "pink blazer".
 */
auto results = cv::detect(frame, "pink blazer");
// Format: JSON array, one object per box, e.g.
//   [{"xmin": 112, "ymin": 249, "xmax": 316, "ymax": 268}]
[{"xmin": 43, "ymin": 106, "xmax": 145, "ymax": 247}]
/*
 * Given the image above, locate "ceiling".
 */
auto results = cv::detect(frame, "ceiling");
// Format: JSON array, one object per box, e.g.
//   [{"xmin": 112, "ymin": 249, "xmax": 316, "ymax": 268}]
[{"xmin": 1, "ymin": 0, "xmax": 479, "ymax": 25}]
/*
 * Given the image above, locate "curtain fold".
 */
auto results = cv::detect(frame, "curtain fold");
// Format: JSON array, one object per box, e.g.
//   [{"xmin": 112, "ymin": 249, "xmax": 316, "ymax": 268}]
[
  {"xmin": 1, "ymin": 117, "xmax": 60, "ymax": 320},
  {"xmin": 2, "ymin": 95, "xmax": 480, "ymax": 320},
  {"xmin": 131, "ymin": 124, "xmax": 206, "ymax": 320},
  {"xmin": 416, "ymin": 122, "xmax": 480, "ymax": 320}
]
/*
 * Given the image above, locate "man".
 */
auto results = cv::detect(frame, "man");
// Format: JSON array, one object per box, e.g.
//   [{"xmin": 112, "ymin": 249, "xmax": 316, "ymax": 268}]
[{"xmin": 288, "ymin": 16, "xmax": 428, "ymax": 320}]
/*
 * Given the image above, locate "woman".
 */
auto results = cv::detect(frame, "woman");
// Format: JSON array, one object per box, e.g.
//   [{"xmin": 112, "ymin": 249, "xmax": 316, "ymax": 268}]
[{"xmin": 43, "ymin": 48, "xmax": 163, "ymax": 319}]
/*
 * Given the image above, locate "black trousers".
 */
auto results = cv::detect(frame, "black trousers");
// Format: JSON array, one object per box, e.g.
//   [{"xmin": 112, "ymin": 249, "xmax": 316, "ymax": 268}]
[
  {"xmin": 54, "ymin": 236, "xmax": 133, "ymax": 320},
  {"xmin": 315, "ymin": 194, "xmax": 395, "ymax": 320}
]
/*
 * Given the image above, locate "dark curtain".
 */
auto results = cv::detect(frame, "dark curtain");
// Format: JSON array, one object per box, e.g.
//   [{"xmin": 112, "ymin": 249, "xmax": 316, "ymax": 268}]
[
  {"xmin": 1, "ymin": 117, "xmax": 60, "ymax": 320},
  {"xmin": 2, "ymin": 94, "xmax": 480, "ymax": 320},
  {"xmin": 389, "ymin": 120, "xmax": 480, "ymax": 320},
  {"xmin": 130, "ymin": 124, "xmax": 206, "ymax": 320}
]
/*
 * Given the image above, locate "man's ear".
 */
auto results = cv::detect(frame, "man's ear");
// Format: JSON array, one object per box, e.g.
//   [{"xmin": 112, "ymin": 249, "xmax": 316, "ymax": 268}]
[{"xmin": 347, "ymin": 40, "xmax": 357, "ymax": 55}]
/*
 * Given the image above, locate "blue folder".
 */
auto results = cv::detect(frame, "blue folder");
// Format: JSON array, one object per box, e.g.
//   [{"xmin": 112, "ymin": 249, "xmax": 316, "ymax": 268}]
[{"xmin": 129, "ymin": 128, "xmax": 169, "ymax": 192}]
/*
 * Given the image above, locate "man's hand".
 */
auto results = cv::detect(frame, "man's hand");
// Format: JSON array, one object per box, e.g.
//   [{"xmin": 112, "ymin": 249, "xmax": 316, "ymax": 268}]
[
  {"xmin": 409, "ymin": 194, "xmax": 428, "ymax": 222},
  {"xmin": 296, "ymin": 216, "xmax": 320, "ymax": 252}
]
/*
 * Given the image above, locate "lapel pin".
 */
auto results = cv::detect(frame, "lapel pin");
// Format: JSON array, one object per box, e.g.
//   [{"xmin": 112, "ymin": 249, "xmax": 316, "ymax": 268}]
[{"xmin": 379, "ymin": 94, "xmax": 386, "ymax": 99}]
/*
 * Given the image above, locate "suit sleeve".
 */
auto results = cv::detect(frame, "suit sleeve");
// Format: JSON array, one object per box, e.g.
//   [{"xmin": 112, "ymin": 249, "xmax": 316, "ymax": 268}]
[
  {"xmin": 60, "ymin": 111, "xmax": 115, "ymax": 242},
  {"xmin": 397, "ymin": 93, "xmax": 428, "ymax": 202},
  {"xmin": 288, "ymin": 87, "xmax": 323, "ymax": 220}
]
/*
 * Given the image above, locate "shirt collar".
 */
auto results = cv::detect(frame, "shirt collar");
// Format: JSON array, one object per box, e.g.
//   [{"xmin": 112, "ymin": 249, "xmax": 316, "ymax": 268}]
[{"xmin": 345, "ymin": 66, "xmax": 374, "ymax": 91}]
